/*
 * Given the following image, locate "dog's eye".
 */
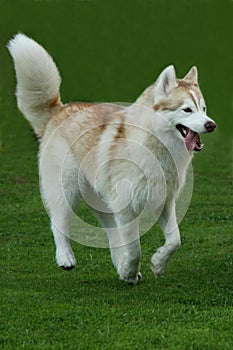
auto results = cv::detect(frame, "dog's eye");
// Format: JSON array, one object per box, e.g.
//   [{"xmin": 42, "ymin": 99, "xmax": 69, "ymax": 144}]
[
  {"xmin": 203, "ymin": 106, "xmax": 206, "ymax": 112},
  {"xmin": 183, "ymin": 107, "xmax": 192, "ymax": 113}
]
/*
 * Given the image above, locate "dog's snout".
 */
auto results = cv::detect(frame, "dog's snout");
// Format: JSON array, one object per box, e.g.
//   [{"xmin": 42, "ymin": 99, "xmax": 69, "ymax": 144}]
[{"xmin": 204, "ymin": 121, "xmax": 216, "ymax": 133}]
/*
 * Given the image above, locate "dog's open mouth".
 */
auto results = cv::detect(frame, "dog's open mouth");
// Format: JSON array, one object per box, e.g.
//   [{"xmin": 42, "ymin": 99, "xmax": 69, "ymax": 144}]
[{"xmin": 176, "ymin": 124, "xmax": 203, "ymax": 152}]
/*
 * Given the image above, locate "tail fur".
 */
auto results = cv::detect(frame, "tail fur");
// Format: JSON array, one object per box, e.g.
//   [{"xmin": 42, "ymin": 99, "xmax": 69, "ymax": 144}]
[{"xmin": 7, "ymin": 33, "xmax": 62, "ymax": 137}]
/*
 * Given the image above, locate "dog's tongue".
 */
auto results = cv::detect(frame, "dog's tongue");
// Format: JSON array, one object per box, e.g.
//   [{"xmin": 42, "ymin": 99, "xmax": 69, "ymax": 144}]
[{"xmin": 185, "ymin": 129, "xmax": 202, "ymax": 151}]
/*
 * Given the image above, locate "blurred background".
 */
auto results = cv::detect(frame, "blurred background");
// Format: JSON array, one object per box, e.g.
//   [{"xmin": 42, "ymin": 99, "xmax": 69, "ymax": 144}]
[
  {"xmin": 0, "ymin": 0, "xmax": 232, "ymax": 237},
  {"xmin": 0, "ymin": 0, "xmax": 233, "ymax": 136}
]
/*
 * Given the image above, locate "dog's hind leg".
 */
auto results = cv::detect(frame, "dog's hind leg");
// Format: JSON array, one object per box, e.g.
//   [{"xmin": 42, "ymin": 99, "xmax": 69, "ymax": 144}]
[
  {"xmin": 151, "ymin": 199, "xmax": 181, "ymax": 277},
  {"xmin": 46, "ymin": 189, "xmax": 78, "ymax": 270},
  {"xmin": 51, "ymin": 210, "xmax": 77, "ymax": 270},
  {"xmin": 40, "ymin": 148, "xmax": 79, "ymax": 270}
]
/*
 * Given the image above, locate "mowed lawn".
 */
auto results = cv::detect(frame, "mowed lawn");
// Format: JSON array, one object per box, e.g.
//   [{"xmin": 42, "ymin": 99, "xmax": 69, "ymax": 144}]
[{"xmin": 1, "ymin": 1, "xmax": 233, "ymax": 349}]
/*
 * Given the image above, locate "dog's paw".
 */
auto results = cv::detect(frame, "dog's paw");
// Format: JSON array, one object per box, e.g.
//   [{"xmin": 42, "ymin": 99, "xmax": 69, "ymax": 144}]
[
  {"xmin": 118, "ymin": 262, "xmax": 142, "ymax": 285},
  {"xmin": 151, "ymin": 253, "xmax": 167, "ymax": 277},
  {"xmin": 123, "ymin": 272, "xmax": 142, "ymax": 285},
  {"xmin": 56, "ymin": 248, "xmax": 76, "ymax": 270}
]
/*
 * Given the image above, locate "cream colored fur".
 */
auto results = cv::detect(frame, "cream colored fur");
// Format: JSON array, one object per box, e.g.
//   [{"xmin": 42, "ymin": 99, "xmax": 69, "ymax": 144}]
[{"xmin": 8, "ymin": 34, "xmax": 216, "ymax": 284}]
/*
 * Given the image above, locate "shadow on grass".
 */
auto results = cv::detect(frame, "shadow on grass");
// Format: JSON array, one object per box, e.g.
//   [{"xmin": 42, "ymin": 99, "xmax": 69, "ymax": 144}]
[{"xmin": 4, "ymin": 247, "xmax": 233, "ymax": 310}]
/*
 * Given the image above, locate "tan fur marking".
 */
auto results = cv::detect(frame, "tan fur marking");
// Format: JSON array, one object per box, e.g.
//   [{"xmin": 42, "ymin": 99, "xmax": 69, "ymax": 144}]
[
  {"xmin": 177, "ymin": 80, "xmax": 202, "ymax": 100},
  {"xmin": 48, "ymin": 94, "xmax": 61, "ymax": 108},
  {"xmin": 188, "ymin": 91, "xmax": 198, "ymax": 109},
  {"xmin": 114, "ymin": 122, "xmax": 126, "ymax": 140},
  {"xmin": 48, "ymin": 103, "xmax": 125, "ymax": 162},
  {"xmin": 67, "ymin": 101, "xmax": 95, "ymax": 109},
  {"xmin": 190, "ymin": 85, "xmax": 202, "ymax": 100},
  {"xmin": 153, "ymin": 97, "xmax": 184, "ymax": 111},
  {"xmin": 153, "ymin": 80, "xmax": 202, "ymax": 111},
  {"xmin": 176, "ymin": 80, "xmax": 191, "ymax": 88}
]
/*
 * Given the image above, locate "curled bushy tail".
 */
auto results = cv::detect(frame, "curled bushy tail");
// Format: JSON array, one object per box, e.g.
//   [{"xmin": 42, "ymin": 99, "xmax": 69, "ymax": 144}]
[{"xmin": 7, "ymin": 33, "xmax": 62, "ymax": 137}]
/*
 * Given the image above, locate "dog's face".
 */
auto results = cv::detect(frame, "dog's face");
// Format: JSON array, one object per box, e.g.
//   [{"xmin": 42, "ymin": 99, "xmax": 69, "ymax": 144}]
[{"xmin": 152, "ymin": 66, "xmax": 216, "ymax": 151}]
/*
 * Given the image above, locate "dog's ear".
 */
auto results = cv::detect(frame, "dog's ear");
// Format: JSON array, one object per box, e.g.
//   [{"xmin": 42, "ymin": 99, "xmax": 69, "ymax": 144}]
[
  {"xmin": 183, "ymin": 66, "xmax": 198, "ymax": 85},
  {"xmin": 153, "ymin": 65, "xmax": 177, "ymax": 104}
]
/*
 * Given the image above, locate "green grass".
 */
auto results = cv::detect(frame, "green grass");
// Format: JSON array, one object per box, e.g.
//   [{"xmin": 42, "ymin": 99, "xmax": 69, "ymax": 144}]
[{"xmin": 1, "ymin": 1, "xmax": 233, "ymax": 349}]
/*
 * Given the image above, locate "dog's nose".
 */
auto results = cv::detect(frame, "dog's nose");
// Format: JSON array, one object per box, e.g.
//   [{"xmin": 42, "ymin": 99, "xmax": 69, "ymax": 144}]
[{"xmin": 204, "ymin": 121, "xmax": 216, "ymax": 132}]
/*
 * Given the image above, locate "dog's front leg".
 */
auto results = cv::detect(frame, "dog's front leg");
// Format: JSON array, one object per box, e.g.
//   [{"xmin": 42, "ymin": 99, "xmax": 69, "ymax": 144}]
[{"xmin": 151, "ymin": 199, "xmax": 181, "ymax": 277}]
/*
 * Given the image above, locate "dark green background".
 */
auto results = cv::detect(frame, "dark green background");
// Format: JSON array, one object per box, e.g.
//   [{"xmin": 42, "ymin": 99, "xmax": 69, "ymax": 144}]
[
  {"xmin": 0, "ymin": 0, "xmax": 233, "ymax": 136},
  {"xmin": 0, "ymin": 2, "xmax": 233, "ymax": 349}
]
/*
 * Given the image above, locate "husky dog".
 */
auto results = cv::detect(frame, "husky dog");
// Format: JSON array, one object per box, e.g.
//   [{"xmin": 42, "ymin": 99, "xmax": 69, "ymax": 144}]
[{"xmin": 8, "ymin": 34, "xmax": 216, "ymax": 284}]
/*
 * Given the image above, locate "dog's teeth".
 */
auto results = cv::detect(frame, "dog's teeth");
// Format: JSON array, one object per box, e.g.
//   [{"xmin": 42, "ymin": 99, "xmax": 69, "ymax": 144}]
[{"xmin": 182, "ymin": 127, "xmax": 188, "ymax": 136}]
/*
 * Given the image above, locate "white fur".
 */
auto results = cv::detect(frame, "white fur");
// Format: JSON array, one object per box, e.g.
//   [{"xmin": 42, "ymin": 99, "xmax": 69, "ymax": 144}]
[
  {"xmin": 189, "ymin": 90, "xmax": 199, "ymax": 109},
  {"xmin": 172, "ymin": 95, "xmax": 215, "ymax": 134},
  {"xmin": 7, "ymin": 34, "xmax": 61, "ymax": 137},
  {"xmin": 8, "ymin": 34, "xmax": 216, "ymax": 284},
  {"xmin": 153, "ymin": 65, "xmax": 178, "ymax": 104}
]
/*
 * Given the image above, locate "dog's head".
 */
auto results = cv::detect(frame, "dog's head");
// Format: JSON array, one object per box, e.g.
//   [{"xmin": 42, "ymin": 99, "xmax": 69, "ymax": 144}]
[{"xmin": 138, "ymin": 66, "xmax": 216, "ymax": 152}]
